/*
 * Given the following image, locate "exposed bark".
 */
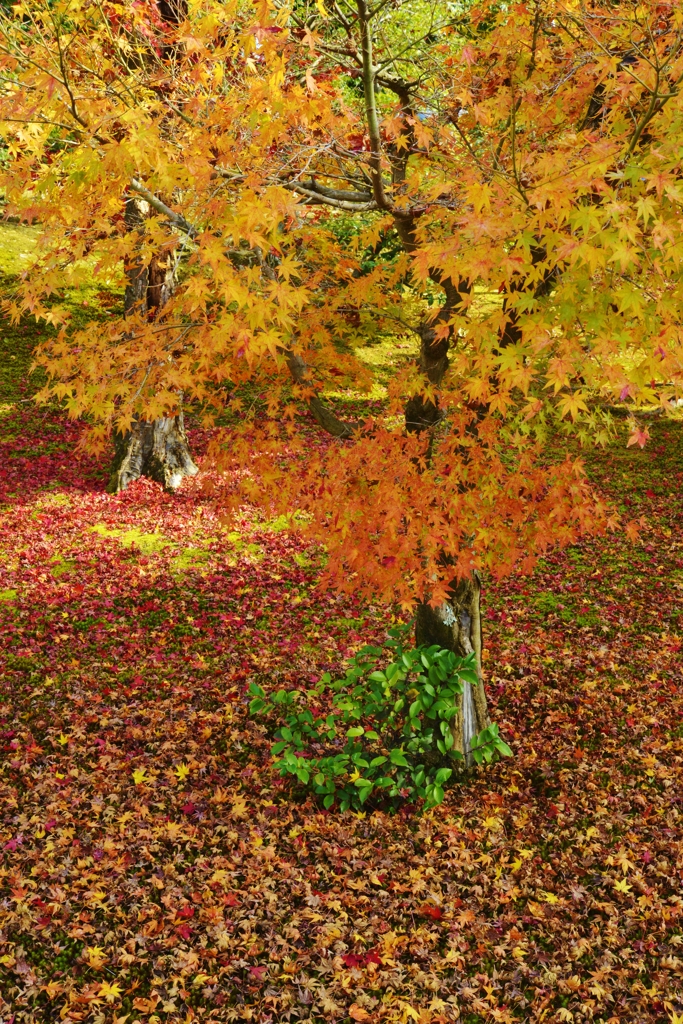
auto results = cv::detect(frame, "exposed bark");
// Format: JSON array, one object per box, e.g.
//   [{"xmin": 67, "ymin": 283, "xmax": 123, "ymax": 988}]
[
  {"xmin": 108, "ymin": 413, "xmax": 198, "ymax": 494},
  {"xmin": 393, "ymin": 214, "xmax": 489, "ymax": 760},
  {"xmin": 404, "ymin": 322, "xmax": 451, "ymax": 433},
  {"xmin": 405, "ymin": 281, "xmax": 491, "ymax": 764},
  {"xmin": 123, "ymin": 195, "xmax": 149, "ymax": 317},
  {"xmin": 147, "ymin": 253, "xmax": 176, "ymax": 311},
  {"xmin": 415, "ymin": 574, "xmax": 490, "ymax": 764},
  {"xmin": 286, "ymin": 351, "xmax": 359, "ymax": 439},
  {"xmin": 113, "ymin": 196, "xmax": 197, "ymax": 493},
  {"xmin": 498, "ymin": 242, "xmax": 557, "ymax": 350},
  {"xmin": 282, "ymin": 0, "xmax": 490, "ymax": 761}
]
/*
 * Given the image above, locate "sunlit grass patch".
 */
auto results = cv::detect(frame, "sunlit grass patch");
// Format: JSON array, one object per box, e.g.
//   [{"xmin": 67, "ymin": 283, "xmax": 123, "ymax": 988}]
[{"xmin": 355, "ymin": 335, "xmax": 414, "ymax": 389}]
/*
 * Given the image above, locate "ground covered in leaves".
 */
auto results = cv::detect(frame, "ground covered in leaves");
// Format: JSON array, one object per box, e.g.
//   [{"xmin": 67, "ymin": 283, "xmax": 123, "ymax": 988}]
[{"xmin": 1, "ymin": 315, "xmax": 683, "ymax": 1024}]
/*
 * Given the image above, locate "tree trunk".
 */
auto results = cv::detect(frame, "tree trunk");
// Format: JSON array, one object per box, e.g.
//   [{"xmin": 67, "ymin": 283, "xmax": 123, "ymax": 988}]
[
  {"xmin": 112, "ymin": 197, "xmax": 197, "ymax": 493},
  {"xmin": 415, "ymin": 573, "xmax": 490, "ymax": 766},
  {"xmin": 402, "ymin": 297, "xmax": 490, "ymax": 765},
  {"xmin": 108, "ymin": 413, "xmax": 198, "ymax": 493},
  {"xmin": 404, "ymin": 323, "xmax": 450, "ymax": 433}
]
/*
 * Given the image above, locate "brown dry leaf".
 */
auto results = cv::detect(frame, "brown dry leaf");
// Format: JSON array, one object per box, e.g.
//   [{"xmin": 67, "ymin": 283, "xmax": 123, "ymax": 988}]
[{"xmin": 349, "ymin": 1004, "xmax": 373, "ymax": 1022}]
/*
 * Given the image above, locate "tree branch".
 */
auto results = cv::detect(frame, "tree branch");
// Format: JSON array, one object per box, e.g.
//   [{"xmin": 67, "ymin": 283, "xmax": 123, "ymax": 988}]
[
  {"xmin": 356, "ymin": 0, "xmax": 394, "ymax": 212},
  {"xmin": 128, "ymin": 179, "xmax": 197, "ymax": 236},
  {"xmin": 286, "ymin": 351, "xmax": 360, "ymax": 439}
]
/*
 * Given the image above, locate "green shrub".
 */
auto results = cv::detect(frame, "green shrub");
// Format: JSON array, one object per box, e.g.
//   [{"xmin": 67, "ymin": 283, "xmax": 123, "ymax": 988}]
[{"xmin": 249, "ymin": 633, "xmax": 512, "ymax": 812}]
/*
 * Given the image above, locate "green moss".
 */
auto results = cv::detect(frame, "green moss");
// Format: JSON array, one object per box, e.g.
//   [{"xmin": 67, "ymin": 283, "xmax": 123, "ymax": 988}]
[
  {"xmin": 119, "ymin": 529, "xmax": 170, "ymax": 554},
  {"xmin": 90, "ymin": 524, "xmax": 170, "ymax": 554},
  {"xmin": 534, "ymin": 592, "xmax": 561, "ymax": 614},
  {"xmin": 50, "ymin": 558, "xmax": 76, "ymax": 578},
  {"xmin": 0, "ymin": 588, "xmax": 17, "ymax": 602},
  {"xmin": 0, "ymin": 222, "xmax": 41, "ymax": 278},
  {"xmin": 265, "ymin": 514, "xmax": 292, "ymax": 532},
  {"xmin": 36, "ymin": 493, "xmax": 72, "ymax": 509},
  {"xmin": 244, "ymin": 543, "xmax": 263, "ymax": 559},
  {"xmin": 170, "ymin": 547, "xmax": 210, "ymax": 573},
  {"xmin": 222, "ymin": 530, "xmax": 264, "ymax": 562},
  {"xmin": 90, "ymin": 524, "xmax": 121, "ymax": 538}
]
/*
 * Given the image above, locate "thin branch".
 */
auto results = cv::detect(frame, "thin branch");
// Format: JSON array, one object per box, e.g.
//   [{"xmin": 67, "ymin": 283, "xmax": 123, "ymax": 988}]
[
  {"xmin": 213, "ymin": 167, "xmax": 377, "ymax": 210},
  {"xmin": 128, "ymin": 179, "xmax": 197, "ymax": 236},
  {"xmin": 356, "ymin": 0, "xmax": 394, "ymax": 212},
  {"xmin": 284, "ymin": 180, "xmax": 377, "ymax": 211}
]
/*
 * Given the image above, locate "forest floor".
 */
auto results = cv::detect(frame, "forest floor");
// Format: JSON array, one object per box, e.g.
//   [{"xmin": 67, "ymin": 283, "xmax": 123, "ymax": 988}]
[{"xmin": 1, "ymin": 266, "xmax": 683, "ymax": 1024}]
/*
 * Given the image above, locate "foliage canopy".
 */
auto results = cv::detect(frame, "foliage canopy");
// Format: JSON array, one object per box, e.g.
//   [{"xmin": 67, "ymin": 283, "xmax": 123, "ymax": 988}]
[{"xmin": 2, "ymin": 0, "xmax": 683, "ymax": 602}]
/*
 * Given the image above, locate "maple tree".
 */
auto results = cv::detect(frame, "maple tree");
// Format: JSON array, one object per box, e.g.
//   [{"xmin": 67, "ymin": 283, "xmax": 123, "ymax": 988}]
[
  {"xmin": 2, "ymin": 0, "xmax": 683, "ymax": 760},
  {"xmin": 0, "ymin": 360, "xmax": 682, "ymax": 1021}
]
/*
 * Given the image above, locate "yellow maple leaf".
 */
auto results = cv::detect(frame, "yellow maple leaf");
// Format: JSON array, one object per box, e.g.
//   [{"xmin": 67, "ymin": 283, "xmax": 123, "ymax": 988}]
[
  {"xmin": 616, "ymin": 853, "xmax": 635, "ymax": 874},
  {"xmin": 85, "ymin": 945, "xmax": 107, "ymax": 969},
  {"xmin": 399, "ymin": 1004, "xmax": 420, "ymax": 1022},
  {"xmin": 614, "ymin": 878, "xmax": 632, "ymax": 894},
  {"xmin": 558, "ymin": 391, "xmax": 588, "ymax": 421},
  {"xmin": 175, "ymin": 763, "xmax": 190, "ymax": 782},
  {"xmin": 231, "ymin": 795, "xmax": 248, "ymax": 818},
  {"xmin": 98, "ymin": 981, "xmax": 123, "ymax": 1003},
  {"xmin": 132, "ymin": 768, "xmax": 147, "ymax": 785}
]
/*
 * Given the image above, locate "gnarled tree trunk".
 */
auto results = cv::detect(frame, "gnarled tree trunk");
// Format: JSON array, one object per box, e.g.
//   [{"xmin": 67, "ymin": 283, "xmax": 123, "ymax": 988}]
[
  {"xmin": 108, "ymin": 413, "xmax": 198, "ymax": 493},
  {"xmin": 110, "ymin": 196, "xmax": 198, "ymax": 493}
]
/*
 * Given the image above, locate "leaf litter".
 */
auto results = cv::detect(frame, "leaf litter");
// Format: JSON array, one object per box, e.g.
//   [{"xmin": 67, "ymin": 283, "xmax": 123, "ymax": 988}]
[{"xmin": 0, "ymin": 399, "xmax": 682, "ymax": 1023}]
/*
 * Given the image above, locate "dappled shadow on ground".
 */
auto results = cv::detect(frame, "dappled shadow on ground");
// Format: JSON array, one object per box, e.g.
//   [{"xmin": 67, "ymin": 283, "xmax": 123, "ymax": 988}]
[
  {"xmin": 0, "ymin": 402, "xmax": 682, "ymax": 1023},
  {"xmin": 0, "ymin": 408, "xmax": 103, "ymax": 505}
]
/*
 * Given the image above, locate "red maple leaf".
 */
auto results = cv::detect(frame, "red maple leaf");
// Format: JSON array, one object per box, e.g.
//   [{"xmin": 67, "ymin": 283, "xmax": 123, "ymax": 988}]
[{"xmin": 418, "ymin": 904, "xmax": 443, "ymax": 920}]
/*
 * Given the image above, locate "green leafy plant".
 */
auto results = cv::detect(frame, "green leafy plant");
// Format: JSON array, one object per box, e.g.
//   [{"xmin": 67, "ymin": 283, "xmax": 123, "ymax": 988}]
[{"xmin": 249, "ymin": 634, "xmax": 512, "ymax": 812}]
